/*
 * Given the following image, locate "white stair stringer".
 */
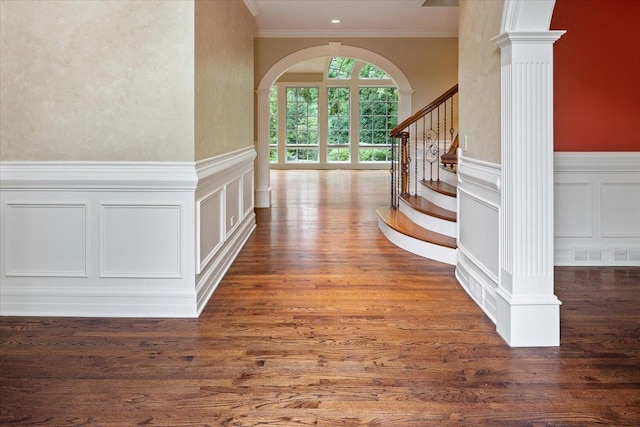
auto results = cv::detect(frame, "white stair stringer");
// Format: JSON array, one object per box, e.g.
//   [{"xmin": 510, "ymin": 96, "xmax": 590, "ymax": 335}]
[
  {"xmin": 398, "ymin": 197, "xmax": 457, "ymax": 238},
  {"xmin": 377, "ymin": 214, "xmax": 457, "ymax": 265},
  {"xmin": 420, "ymin": 181, "xmax": 457, "ymax": 212}
]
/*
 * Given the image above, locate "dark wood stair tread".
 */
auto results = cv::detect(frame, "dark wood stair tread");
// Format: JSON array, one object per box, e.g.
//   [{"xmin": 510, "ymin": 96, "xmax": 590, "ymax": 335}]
[
  {"xmin": 400, "ymin": 194, "xmax": 456, "ymax": 222},
  {"xmin": 377, "ymin": 207, "xmax": 457, "ymax": 249},
  {"xmin": 421, "ymin": 180, "xmax": 457, "ymax": 198}
]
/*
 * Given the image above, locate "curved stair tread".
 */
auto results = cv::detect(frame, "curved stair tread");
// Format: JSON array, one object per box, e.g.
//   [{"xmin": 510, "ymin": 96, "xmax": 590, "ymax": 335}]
[
  {"xmin": 376, "ymin": 207, "xmax": 457, "ymax": 249},
  {"xmin": 421, "ymin": 180, "xmax": 457, "ymax": 198},
  {"xmin": 400, "ymin": 194, "xmax": 457, "ymax": 222}
]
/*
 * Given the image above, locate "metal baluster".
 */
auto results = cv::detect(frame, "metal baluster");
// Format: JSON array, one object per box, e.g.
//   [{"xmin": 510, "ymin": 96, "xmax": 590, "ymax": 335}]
[
  {"xmin": 414, "ymin": 122, "xmax": 418, "ymax": 195},
  {"xmin": 435, "ymin": 107, "xmax": 440, "ymax": 182},
  {"xmin": 422, "ymin": 115, "xmax": 427, "ymax": 184},
  {"xmin": 450, "ymin": 94, "xmax": 455, "ymax": 158}
]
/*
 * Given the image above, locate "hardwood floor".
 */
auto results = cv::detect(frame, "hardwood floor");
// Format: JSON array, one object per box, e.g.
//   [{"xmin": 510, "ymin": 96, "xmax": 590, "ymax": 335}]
[{"xmin": 1, "ymin": 170, "xmax": 639, "ymax": 426}]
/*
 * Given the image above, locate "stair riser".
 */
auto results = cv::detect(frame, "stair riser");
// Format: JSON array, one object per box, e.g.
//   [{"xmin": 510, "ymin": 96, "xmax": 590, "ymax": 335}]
[
  {"xmin": 378, "ymin": 217, "xmax": 457, "ymax": 265},
  {"xmin": 439, "ymin": 167, "xmax": 458, "ymax": 186},
  {"xmin": 399, "ymin": 198, "xmax": 457, "ymax": 238},
  {"xmin": 420, "ymin": 183, "xmax": 457, "ymax": 212}
]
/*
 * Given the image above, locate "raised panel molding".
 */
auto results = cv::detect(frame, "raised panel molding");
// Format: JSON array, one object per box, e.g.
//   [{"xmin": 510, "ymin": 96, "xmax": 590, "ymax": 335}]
[
  {"xmin": 196, "ymin": 189, "xmax": 224, "ymax": 274},
  {"xmin": 100, "ymin": 204, "xmax": 183, "ymax": 278},
  {"xmin": 5, "ymin": 202, "xmax": 88, "ymax": 277},
  {"xmin": 242, "ymin": 170, "xmax": 254, "ymax": 218},
  {"xmin": 554, "ymin": 152, "xmax": 640, "ymax": 266},
  {"xmin": 225, "ymin": 177, "xmax": 242, "ymax": 237},
  {"xmin": 600, "ymin": 183, "xmax": 640, "ymax": 238},
  {"xmin": 554, "ymin": 182, "xmax": 592, "ymax": 238}
]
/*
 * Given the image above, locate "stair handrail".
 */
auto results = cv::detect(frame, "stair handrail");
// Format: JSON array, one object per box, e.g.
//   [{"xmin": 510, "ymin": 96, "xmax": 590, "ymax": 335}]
[
  {"xmin": 388, "ymin": 84, "xmax": 458, "ymax": 209},
  {"xmin": 390, "ymin": 84, "xmax": 458, "ymax": 138}
]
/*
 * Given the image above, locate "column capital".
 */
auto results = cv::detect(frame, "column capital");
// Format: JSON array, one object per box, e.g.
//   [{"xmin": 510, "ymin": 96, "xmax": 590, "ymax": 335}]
[{"xmin": 492, "ymin": 30, "xmax": 566, "ymax": 48}]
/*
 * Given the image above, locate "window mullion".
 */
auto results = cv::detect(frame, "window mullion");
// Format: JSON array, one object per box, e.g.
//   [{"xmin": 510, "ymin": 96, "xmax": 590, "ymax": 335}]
[
  {"xmin": 318, "ymin": 84, "xmax": 328, "ymax": 166},
  {"xmin": 277, "ymin": 85, "xmax": 286, "ymax": 164},
  {"xmin": 350, "ymin": 79, "xmax": 359, "ymax": 164}
]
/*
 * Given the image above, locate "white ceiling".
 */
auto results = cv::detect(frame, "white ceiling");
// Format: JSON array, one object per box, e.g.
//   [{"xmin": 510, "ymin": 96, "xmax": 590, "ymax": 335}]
[{"xmin": 245, "ymin": 0, "xmax": 459, "ymax": 38}]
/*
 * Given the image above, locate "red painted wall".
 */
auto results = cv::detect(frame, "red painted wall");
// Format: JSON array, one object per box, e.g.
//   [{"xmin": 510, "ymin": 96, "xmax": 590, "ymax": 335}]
[{"xmin": 551, "ymin": 0, "xmax": 640, "ymax": 151}]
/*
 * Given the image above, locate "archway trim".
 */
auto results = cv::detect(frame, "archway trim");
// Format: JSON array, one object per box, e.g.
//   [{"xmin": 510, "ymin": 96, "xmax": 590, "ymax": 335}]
[{"xmin": 255, "ymin": 43, "xmax": 414, "ymax": 208}]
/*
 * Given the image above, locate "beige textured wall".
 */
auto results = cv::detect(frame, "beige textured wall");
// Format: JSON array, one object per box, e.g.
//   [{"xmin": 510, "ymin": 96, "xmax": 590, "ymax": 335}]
[
  {"xmin": 195, "ymin": 0, "xmax": 254, "ymax": 161},
  {"xmin": 458, "ymin": 0, "xmax": 503, "ymax": 164},
  {"xmin": 0, "ymin": 0, "xmax": 195, "ymax": 161},
  {"xmin": 255, "ymin": 37, "xmax": 458, "ymax": 118}
]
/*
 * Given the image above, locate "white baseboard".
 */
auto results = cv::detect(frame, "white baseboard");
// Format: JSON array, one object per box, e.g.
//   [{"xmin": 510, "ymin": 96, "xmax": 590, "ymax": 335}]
[
  {"xmin": 0, "ymin": 147, "xmax": 257, "ymax": 317},
  {"xmin": 554, "ymin": 152, "xmax": 640, "ymax": 266}
]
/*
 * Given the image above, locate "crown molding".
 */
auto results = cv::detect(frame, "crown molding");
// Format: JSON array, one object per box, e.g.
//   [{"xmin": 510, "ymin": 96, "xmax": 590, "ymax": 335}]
[
  {"xmin": 243, "ymin": 0, "xmax": 260, "ymax": 17},
  {"xmin": 255, "ymin": 29, "xmax": 458, "ymax": 38}
]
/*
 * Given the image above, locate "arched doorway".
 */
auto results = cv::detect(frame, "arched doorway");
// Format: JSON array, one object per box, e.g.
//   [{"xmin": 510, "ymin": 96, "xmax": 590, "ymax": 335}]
[{"xmin": 255, "ymin": 43, "xmax": 413, "ymax": 207}]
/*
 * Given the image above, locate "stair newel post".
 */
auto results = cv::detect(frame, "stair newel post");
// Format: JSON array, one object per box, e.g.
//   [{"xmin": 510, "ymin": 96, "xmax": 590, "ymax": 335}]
[{"xmin": 400, "ymin": 131, "xmax": 410, "ymax": 195}]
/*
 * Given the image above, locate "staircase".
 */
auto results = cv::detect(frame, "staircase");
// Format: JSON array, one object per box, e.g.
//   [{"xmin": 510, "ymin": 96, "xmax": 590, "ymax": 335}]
[{"xmin": 377, "ymin": 85, "xmax": 458, "ymax": 265}]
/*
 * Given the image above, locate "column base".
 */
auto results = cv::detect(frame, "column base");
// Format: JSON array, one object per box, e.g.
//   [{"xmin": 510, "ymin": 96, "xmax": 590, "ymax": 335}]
[
  {"xmin": 255, "ymin": 187, "xmax": 271, "ymax": 208},
  {"xmin": 496, "ymin": 288, "xmax": 561, "ymax": 347}
]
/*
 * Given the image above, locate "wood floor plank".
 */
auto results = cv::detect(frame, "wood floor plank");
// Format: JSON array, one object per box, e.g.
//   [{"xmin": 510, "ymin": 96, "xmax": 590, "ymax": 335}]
[{"xmin": 1, "ymin": 170, "xmax": 639, "ymax": 426}]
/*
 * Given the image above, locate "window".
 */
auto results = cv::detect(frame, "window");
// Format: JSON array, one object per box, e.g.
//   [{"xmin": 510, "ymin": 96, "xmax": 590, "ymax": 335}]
[
  {"xmin": 269, "ymin": 87, "xmax": 278, "ymax": 163},
  {"xmin": 327, "ymin": 87, "xmax": 350, "ymax": 162},
  {"xmin": 328, "ymin": 57, "xmax": 355, "ymax": 79},
  {"xmin": 359, "ymin": 87, "xmax": 398, "ymax": 162},
  {"xmin": 359, "ymin": 63, "xmax": 390, "ymax": 80},
  {"xmin": 286, "ymin": 87, "xmax": 319, "ymax": 162},
  {"xmin": 271, "ymin": 57, "xmax": 398, "ymax": 168}
]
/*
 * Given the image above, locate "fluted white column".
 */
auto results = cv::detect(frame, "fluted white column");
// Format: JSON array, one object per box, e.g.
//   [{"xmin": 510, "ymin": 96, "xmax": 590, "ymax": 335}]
[
  {"xmin": 493, "ymin": 30, "xmax": 565, "ymax": 347},
  {"xmin": 255, "ymin": 88, "xmax": 271, "ymax": 208}
]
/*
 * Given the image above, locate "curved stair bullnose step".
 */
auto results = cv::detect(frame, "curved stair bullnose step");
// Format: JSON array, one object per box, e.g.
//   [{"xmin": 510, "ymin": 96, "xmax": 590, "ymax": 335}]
[
  {"xmin": 399, "ymin": 194, "xmax": 457, "ymax": 238},
  {"xmin": 376, "ymin": 207, "xmax": 457, "ymax": 265},
  {"xmin": 420, "ymin": 180, "xmax": 457, "ymax": 212},
  {"xmin": 421, "ymin": 180, "xmax": 457, "ymax": 198}
]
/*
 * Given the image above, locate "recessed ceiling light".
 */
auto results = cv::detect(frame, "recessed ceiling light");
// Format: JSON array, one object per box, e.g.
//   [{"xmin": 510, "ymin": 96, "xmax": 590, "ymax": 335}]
[{"xmin": 331, "ymin": 19, "xmax": 340, "ymax": 24}]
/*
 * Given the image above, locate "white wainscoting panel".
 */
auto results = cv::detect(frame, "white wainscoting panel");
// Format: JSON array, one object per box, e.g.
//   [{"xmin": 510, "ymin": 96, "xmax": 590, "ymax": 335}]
[
  {"xmin": 1, "ymin": 148, "xmax": 257, "ymax": 317},
  {"xmin": 600, "ymin": 183, "xmax": 640, "ymax": 238},
  {"xmin": 554, "ymin": 183, "xmax": 592, "ymax": 237},
  {"xmin": 100, "ymin": 204, "xmax": 182, "ymax": 278},
  {"xmin": 458, "ymin": 194, "xmax": 499, "ymax": 276},
  {"xmin": 554, "ymin": 153, "xmax": 640, "ymax": 266},
  {"xmin": 225, "ymin": 177, "xmax": 242, "ymax": 237},
  {"xmin": 195, "ymin": 147, "xmax": 257, "ymax": 314},
  {"xmin": 456, "ymin": 154, "xmax": 501, "ymax": 322},
  {"xmin": 0, "ymin": 162, "xmax": 198, "ymax": 317},
  {"xmin": 5, "ymin": 203, "xmax": 88, "ymax": 277},
  {"xmin": 197, "ymin": 189, "xmax": 224, "ymax": 274},
  {"xmin": 242, "ymin": 169, "xmax": 254, "ymax": 218}
]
